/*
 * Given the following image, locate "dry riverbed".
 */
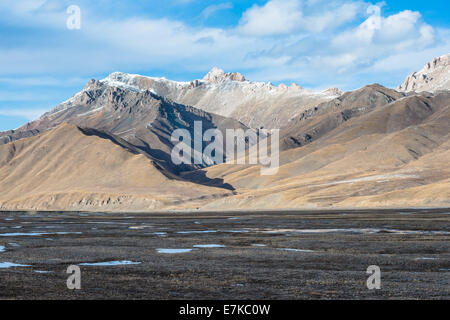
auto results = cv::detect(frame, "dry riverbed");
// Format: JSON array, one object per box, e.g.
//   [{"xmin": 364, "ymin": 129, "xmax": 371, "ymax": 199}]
[{"xmin": 0, "ymin": 209, "xmax": 449, "ymax": 299}]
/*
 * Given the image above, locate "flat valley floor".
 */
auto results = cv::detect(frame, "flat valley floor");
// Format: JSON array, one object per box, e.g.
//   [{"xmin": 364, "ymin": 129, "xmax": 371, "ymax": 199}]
[{"xmin": 0, "ymin": 209, "xmax": 449, "ymax": 299}]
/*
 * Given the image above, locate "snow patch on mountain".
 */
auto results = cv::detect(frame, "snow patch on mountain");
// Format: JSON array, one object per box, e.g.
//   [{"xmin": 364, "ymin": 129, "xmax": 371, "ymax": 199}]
[
  {"xmin": 398, "ymin": 53, "xmax": 450, "ymax": 92},
  {"xmin": 41, "ymin": 68, "xmax": 342, "ymax": 129},
  {"xmin": 202, "ymin": 67, "xmax": 246, "ymax": 83}
]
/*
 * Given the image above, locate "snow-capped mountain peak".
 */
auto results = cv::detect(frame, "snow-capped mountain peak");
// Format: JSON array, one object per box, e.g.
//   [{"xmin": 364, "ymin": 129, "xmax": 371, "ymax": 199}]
[
  {"xmin": 45, "ymin": 69, "xmax": 342, "ymax": 129},
  {"xmin": 202, "ymin": 67, "xmax": 246, "ymax": 83},
  {"xmin": 398, "ymin": 53, "xmax": 450, "ymax": 92},
  {"xmin": 99, "ymin": 72, "xmax": 143, "ymax": 93}
]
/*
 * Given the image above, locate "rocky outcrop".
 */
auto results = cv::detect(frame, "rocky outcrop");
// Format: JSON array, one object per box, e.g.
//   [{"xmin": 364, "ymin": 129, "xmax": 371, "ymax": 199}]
[
  {"xmin": 202, "ymin": 67, "xmax": 246, "ymax": 83},
  {"xmin": 398, "ymin": 54, "xmax": 450, "ymax": 92}
]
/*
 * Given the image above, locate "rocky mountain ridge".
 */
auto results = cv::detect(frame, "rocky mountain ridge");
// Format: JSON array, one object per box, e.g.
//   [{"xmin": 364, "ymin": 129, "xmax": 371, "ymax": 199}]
[
  {"xmin": 398, "ymin": 54, "xmax": 450, "ymax": 92},
  {"xmin": 1, "ymin": 79, "xmax": 255, "ymax": 173},
  {"xmin": 92, "ymin": 68, "xmax": 342, "ymax": 129}
]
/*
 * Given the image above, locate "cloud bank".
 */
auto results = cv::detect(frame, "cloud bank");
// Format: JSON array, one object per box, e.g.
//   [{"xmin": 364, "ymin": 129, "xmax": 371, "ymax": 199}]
[{"xmin": 0, "ymin": 0, "xmax": 448, "ymax": 105}]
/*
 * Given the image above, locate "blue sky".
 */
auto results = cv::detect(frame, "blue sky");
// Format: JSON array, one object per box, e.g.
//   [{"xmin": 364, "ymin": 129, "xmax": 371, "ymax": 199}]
[{"xmin": 0, "ymin": 0, "xmax": 449, "ymax": 131}]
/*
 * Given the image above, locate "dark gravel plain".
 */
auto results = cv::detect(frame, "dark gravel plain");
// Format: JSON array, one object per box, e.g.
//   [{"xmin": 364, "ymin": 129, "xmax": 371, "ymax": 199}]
[{"xmin": 0, "ymin": 209, "xmax": 449, "ymax": 300}]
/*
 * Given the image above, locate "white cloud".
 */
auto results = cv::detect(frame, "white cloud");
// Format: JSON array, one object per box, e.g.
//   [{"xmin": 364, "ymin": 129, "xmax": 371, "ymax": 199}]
[
  {"xmin": 0, "ymin": 76, "xmax": 86, "ymax": 87},
  {"xmin": 0, "ymin": 91, "xmax": 54, "ymax": 101},
  {"xmin": 370, "ymin": 40, "xmax": 450, "ymax": 72},
  {"xmin": 0, "ymin": 0, "xmax": 65, "ymax": 28},
  {"xmin": 0, "ymin": 0, "xmax": 448, "ymax": 92},
  {"xmin": 238, "ymin": 0, "xmax": 364, "ymax": 36},
  {"xmin": 0, "ymin": 0, "xmax": 47, "ymax": 15},
  {"xmin": 202, "ymin": 3, "xmax": 233, "ymax": 19},
  {"xmin": 377, "ymin": 10, "xmax": 421, "ymax": 42},
  {"xmin": 238, "ymin": 0, "xmax": 303, "ymax": 36},
  {"xmin": 301, "ymin": 2, "xmax": 363, "ymax": 33},
  {"xmin": 331, "ymin": 9, "xmax": 437, "ymax": 65},
  {"xmin": 0, "ymin": 108, "xmax": 48, "ymax": 120}
]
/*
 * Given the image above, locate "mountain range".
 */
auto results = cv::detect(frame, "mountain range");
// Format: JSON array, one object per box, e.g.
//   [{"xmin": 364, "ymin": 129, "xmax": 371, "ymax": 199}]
[
  {"xmin": 0, "ymin": 54, "xmax": 449, "ymax": 211},
  {"xmin": 95, "ymin": 67, "xmax": 341, "ymax": 129}
]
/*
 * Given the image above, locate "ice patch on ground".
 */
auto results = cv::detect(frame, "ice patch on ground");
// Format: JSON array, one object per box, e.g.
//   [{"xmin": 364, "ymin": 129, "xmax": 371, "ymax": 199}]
[
  {"xmin": 0, "ymin": 232, "xmax": 82, "ymax": 237},
  {"xmin": 0, "ymin": 232, "xmax": 48, "ymax": 236},
  {"xmin": 129, "ymin": 225, "xmax": 152, "ymax": 230},
  {"xmin": 193, "ymin": 244, "xmax": 225, "ymax": 248},
  {"xmin": 263, "ymin": 228, "xmax": 450, "ymax": 235},
  {"xmin": 157, "ymin": 249, "xmax": 194, "ymax": 254},
  {"xmin": 79, "ymin": 261, "xmax": 141, "ymax": 266},
  {"xmin": 221, "ymin": 229, "xmax": 250, "ymax": 233},
  {"xmin": 0, "ymin": 262, "xmax": 31, "ymax": 269},
  {"xmin": 151, "ymin": 232, "xmax": 167, "ymax": 236},
  {"xmin": 177, "ymin": 230, "xmax": 217, "ymax": 234},
  {"xmin": 278, "ymin": 248, "xmax": 315, "ymax": 253}
]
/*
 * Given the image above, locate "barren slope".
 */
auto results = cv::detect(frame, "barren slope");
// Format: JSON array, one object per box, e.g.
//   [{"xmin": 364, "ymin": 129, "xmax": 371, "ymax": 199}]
[
  {"xmin": 200, "ymin": 91, "xmax": 450, "ymax": 209},
  {"xmin": 0, "ymin": 124, "xmax": 231, "ymax": 212},
  {"xmin": 280, "ymin": 84, "xmax": 405, "ymax": 150},
  {"xmin": 0, "ymin": 79, "xmax": 254, "ymax": 172}
]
